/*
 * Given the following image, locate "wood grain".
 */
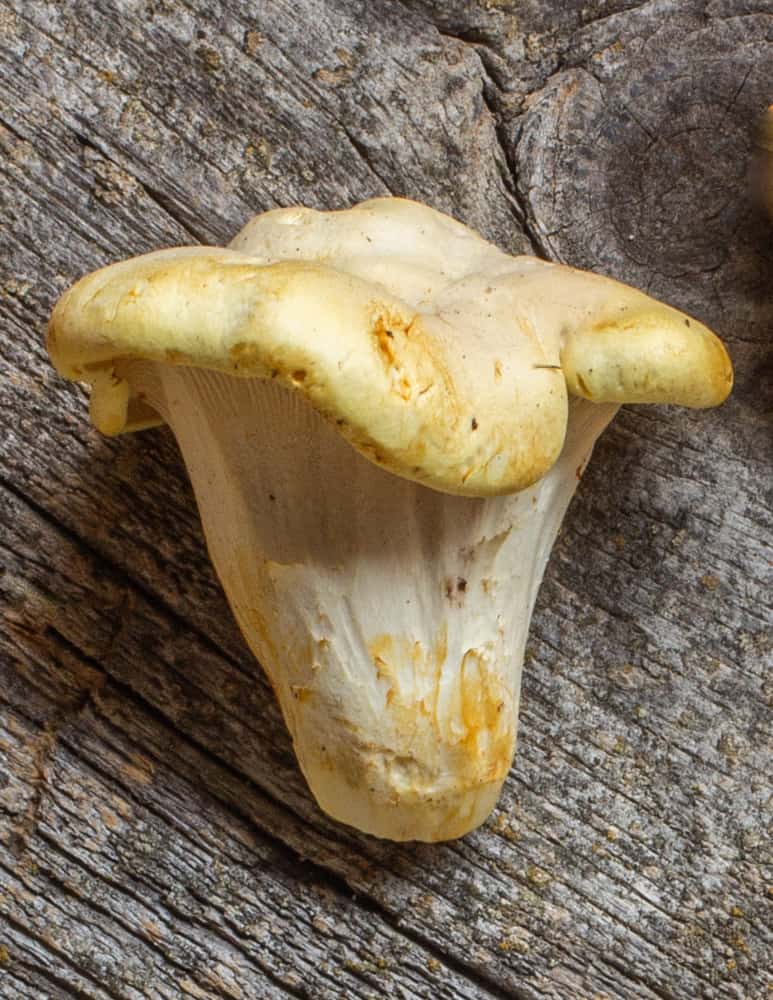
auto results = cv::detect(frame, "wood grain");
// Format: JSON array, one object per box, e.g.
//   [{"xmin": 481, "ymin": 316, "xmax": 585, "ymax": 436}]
[{"xmin": 1, "ymin": 1, "xmax": 771, "ymax": 997}]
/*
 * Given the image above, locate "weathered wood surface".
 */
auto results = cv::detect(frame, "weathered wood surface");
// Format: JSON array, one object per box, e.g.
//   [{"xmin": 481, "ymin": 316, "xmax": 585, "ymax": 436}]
[{"xmin": 1, "ymin": 1, "xmax": 771, "ymax": 997}]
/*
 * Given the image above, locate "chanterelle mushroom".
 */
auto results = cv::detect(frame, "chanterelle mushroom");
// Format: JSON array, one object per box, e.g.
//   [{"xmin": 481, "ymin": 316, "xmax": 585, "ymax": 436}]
[{"xmin": 47, "ymin": 197, "xmax": 732, "ymax": 842}]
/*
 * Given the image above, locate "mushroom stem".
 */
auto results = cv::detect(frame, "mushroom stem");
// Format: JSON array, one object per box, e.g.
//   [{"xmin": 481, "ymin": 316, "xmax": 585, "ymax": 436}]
[{"xmin": 120, "ymin": 359, "xmax": 616, "ymax": 841}]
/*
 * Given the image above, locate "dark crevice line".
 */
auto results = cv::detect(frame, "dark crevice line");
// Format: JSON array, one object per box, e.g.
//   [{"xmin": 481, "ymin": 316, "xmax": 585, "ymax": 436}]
[
  {"xmin": 408, "ymin": 14, "xmax": 554, "ymax": 260},
  {"xmin": 140, "ymin": 178, "xmax": 210, "ymax": 244},
  {"xmin": 478, "ymin": 81, "xmax": 544, "ymax": 255},
  {"xmin": 719, "ymin": 63, "xmax": 754, "ymax": 128},
  {"xmin": 576, "ymin": 0, "xmax": 655, "ymax": 33},
  {"xmin": 319, "ymin": 892, "xmax": 523, "ymax": 1000},
  {"xmin": 0, "ymin": 109, "xmax": 35, "ymax": 148}
]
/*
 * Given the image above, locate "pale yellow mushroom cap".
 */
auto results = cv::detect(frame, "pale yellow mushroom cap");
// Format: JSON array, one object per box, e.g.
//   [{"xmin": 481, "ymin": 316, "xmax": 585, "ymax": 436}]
[{"xmin": 47, "ymin": 197, "xmax": 732, "ymax": 497}]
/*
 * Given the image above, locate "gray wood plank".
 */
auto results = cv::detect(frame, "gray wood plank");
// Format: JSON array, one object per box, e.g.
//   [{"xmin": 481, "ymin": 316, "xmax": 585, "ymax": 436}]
[{"xmin": 1, "ymin": 1, "xmax": 771, "ymax": 998}]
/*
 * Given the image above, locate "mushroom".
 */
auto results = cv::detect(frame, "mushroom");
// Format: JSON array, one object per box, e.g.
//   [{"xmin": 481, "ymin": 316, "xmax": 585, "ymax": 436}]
[{"xmin": 47, "ymin": 197, "xmax": 732, "ymax": 842}]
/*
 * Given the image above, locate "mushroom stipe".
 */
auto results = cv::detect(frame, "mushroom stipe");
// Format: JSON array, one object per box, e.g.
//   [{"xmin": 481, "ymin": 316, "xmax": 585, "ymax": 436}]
[{"xmin": 47, "ymin": 197, "xmax": 732, "ymax": 842}]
